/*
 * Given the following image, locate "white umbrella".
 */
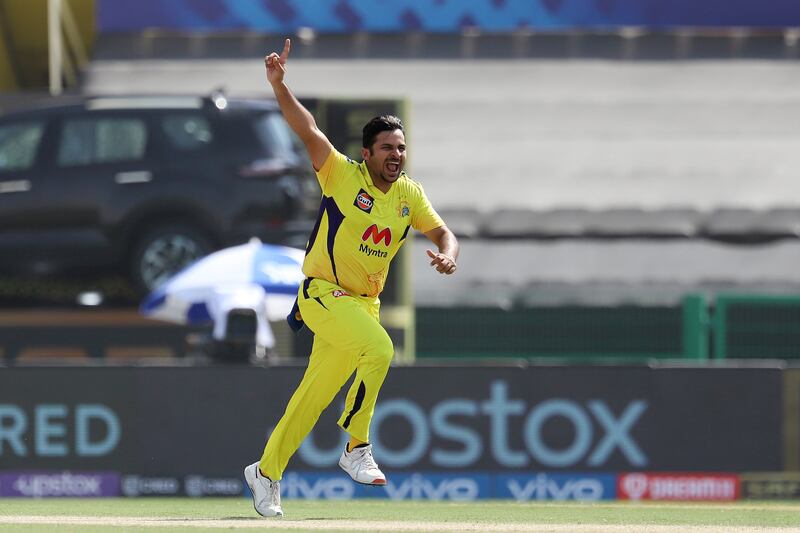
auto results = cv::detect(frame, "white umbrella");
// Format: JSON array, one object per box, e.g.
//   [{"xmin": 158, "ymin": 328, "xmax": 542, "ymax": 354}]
[{"xmin": 140, "ymin": 238, "xmax": 305, "ymax": 347}]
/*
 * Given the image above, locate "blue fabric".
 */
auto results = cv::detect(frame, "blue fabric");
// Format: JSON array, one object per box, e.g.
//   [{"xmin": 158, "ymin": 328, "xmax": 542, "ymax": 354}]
[
  {"xmin": 98, "ymin": 0, "xmax": 800, "ymax": 32},
  {"xmin": 139, "ymin": 289, "xmax": 166, "ymax": 315},
  {"xmin": 187, "ymin": 302, "xmax": 212, "ymax": 323},
  {"xmin": 286, "ymin": 298, "xmax": 305, "ymax": 333}
]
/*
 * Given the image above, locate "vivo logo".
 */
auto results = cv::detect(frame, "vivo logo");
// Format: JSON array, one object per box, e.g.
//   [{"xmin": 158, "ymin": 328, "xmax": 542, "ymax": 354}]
[
  {"xmin": 281, "ymin": 473, "xmax": 354, "ymax": 500},
  {"xmin": 506, "ymin": 474, "xmax": 608, "ymax": 501},
  {"xmin": 385, "ymin": 474, "xmax": 479, "ymax": 501}
]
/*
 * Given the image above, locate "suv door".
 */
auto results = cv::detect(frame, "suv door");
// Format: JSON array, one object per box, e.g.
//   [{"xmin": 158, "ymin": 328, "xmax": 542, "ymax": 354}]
[
  {"xmin": 0, "ymin": 117, "xmax": 56, "ymax": 273},
  {"xmin": 44, "ymin": 111, "xmax": 155, "ymax": 267}
]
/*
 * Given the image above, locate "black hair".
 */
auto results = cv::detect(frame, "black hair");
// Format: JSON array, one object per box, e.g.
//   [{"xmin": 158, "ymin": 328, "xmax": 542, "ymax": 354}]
[{"xmin": 362, "ymin": 115, "xmax": 404, "ymax": 149}]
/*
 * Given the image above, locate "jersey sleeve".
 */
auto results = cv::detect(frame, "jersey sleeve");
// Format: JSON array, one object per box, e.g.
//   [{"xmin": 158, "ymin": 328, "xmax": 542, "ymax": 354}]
[
  {"xmin": 410, "ymin": 183, "xmax": 445, "ymax": 234},
  {"xmin": 315, "ymin": 149, "xmax": 357, "ymax": 195}
]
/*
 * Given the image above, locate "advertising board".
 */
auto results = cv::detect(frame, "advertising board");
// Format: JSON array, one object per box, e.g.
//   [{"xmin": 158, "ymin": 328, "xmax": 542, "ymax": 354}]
[{"xmin": 0, "ymin": 366, "xmax": 782, "ymax": 494}]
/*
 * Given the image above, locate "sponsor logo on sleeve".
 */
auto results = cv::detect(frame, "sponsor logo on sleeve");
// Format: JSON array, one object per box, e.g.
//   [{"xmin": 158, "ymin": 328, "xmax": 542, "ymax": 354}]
[
  {"xmin": 354, "ymin": 189, "xmax": 374, "ymax": 213},
  {"xmin": 332, "ymin": 290, "xmax": 349, "ymax": 298}
]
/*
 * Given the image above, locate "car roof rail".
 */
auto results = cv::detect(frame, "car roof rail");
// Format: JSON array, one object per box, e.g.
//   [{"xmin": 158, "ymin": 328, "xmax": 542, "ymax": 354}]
[{"xmin": 85, "ymin": 96, "xmax": 205, "ymax": 111}]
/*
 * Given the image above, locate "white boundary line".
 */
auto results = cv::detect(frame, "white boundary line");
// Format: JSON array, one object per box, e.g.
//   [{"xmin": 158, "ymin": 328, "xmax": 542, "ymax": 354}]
[{"xmin": 1, "ymin": 516, "xmax": 799, "ymax": 532}]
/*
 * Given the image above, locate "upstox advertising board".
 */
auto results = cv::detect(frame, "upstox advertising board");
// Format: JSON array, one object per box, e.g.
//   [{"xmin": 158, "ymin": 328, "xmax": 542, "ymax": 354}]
[{"xmin": 0, "ymin": 366, "xmax": 782, "ymax": 486}]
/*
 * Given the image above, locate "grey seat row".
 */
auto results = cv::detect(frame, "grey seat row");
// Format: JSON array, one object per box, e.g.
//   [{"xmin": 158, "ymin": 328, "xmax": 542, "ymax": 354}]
[
  {"xmin": 414, "ymin": 279, "xmax": 800, "ymax": 309},
  {"xmin": 435, "ymin": 207, "xmax": 800, "ymax": 241}
]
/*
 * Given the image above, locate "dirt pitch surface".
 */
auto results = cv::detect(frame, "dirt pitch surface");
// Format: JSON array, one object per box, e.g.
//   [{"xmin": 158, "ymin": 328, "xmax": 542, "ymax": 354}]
[{"xmin": 1, "ymin": 516, "xmax": 799, "ymax": 532}]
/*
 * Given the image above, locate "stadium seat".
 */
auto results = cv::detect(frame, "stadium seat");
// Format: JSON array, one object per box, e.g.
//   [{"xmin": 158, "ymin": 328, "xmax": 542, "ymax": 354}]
[
  {"xmin": 435, "ymin": 207, "xmax": 485, "ymax": 238},
  {"xmin": 759, "ymin": 207, "xmax": 800, "ymax": 238},
  {"xmin": 518, "ymin": 280, "xmax": 696, "ymax": 307},
  {"xmin": 585, "ymin": 208, "xmax": 702, "ymax": 238},
  {"xmin": 483, "ymin": 208, "xmax": 593, "ymax": 238},
  {"xmin": 702, "ymin": 208, "xmax": 800, "ymax": 242},
  {"xmin": 414, "ymin": 280, "xmax": 516, "ymax": 310}
]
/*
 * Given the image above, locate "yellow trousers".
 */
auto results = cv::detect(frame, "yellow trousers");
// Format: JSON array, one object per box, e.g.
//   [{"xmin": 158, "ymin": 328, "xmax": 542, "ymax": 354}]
[{"xmin": 259, "ymin": 278, "xmax": 394, "ymax": 481}]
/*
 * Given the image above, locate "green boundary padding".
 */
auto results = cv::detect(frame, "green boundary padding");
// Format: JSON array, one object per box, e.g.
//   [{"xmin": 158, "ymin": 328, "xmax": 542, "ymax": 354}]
[
  {"xmin": 713, "ymin": 293, "xmax": 800, "ymax": 360},
  {"xmin": 682, "ymin": 294, "xmax": 709, "ymax": 359},
  {"xmin": 417, "ymin": 295, "xmax": 711, "ymax": 362}
]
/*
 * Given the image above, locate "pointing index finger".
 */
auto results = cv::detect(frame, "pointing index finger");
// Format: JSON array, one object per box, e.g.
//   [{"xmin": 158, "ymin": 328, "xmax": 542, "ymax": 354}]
[{"xmin": 281, "ymin": 38, "xmax": 291, "ymax": 62}]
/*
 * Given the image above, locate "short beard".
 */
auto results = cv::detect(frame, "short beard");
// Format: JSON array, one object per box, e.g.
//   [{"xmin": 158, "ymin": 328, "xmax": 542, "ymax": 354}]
[{"xmin": 381, "ymin": 172, "xmax": 399, "ymax": 183}]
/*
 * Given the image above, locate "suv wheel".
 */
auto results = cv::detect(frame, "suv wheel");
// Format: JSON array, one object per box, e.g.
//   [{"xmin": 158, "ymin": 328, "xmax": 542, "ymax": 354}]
[{"xmin": 131, "ymin": 224, "xmax": 214, "ymax": 292}]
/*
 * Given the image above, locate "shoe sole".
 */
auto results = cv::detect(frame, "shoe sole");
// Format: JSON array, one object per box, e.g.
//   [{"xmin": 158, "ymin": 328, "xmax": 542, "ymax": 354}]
[
  {"xmin": 338, "ymin": 461, "xmax": 387, "ymax": 486},
  {"xmin": 244, "ymin": 465, "xmax": 283, "ymax": 517}
]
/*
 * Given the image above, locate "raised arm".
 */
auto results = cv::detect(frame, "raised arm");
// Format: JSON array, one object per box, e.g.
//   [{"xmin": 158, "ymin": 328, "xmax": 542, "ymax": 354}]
[{"xmin": 265, "ymin": 38, "xmax": 333, "ymax": 171}]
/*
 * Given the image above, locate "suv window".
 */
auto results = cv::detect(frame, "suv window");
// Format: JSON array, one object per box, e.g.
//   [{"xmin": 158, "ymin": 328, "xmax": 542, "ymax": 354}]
[
  {"xmin": 254, "ymin": 112, "xmax": 298, "ymax": 160},
  {"xmin": 58, "ymin": 117, "xmax": 147, "ymax": 166},
  {"xmin": 161, "ymin": 114, "xmax": 213, "ymax": 151},
  {"xmin": 0, "ymin": 121, "xmax": 44, "ymax": 171}
]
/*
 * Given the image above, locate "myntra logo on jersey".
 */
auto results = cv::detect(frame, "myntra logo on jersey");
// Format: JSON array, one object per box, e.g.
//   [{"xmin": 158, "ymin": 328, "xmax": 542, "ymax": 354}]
[
  {"xmin": 362, "ymin": 224, "xmax": 392, "ymax": 245},
  {"xmin": 359, "ymin": 224, "xmax": 392, "ymax": 258},
  {"xmin": 297, "ymin": 380, "xmax": 648, "ymax": 469}
]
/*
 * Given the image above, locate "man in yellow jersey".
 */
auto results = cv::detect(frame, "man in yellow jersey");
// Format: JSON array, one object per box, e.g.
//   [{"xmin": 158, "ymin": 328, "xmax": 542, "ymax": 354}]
[{"xmin": 245, "ymin": 38, "xmax": 459, "ymax": 518}]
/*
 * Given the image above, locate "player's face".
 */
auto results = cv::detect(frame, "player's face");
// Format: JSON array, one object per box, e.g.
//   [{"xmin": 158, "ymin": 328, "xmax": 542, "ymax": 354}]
[{"xmin": 363, "ymin": 129, "xmax": 406, "ymax": 188}]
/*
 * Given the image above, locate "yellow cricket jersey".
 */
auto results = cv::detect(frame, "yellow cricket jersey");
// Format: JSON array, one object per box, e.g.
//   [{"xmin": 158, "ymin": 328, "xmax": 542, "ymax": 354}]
[{"xmin": 302, "ymin": 149, "xmax": 444, "ymax": 298}]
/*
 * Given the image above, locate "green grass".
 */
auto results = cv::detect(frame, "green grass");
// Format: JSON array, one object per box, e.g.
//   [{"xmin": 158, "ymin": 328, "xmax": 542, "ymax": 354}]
[{"xmin": 1, "ymin": 498, "xmax": 800, "ymax": 532}]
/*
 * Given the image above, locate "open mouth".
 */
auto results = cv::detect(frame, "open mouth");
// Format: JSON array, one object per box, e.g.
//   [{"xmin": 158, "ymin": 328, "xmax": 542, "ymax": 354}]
[{"xmin": 385, "ymin": 161, "xmax": 400, "ymax": 174}]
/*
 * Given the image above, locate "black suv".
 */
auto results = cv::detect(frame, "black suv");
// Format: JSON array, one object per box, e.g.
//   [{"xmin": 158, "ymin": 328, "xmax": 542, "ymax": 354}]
[{"xmin": 0, "ymin": 93, "xmax": 319, "ymax": 292}]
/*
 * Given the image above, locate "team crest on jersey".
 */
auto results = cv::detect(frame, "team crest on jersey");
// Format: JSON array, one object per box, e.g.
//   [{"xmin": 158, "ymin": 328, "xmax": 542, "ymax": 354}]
[
  {"xmin": 354, "ymin": 189, "xmax": 374, "ymax": 213},
  {"xmin": 397, "ymin": 200, "xmax": 410, "ymax": 218}
]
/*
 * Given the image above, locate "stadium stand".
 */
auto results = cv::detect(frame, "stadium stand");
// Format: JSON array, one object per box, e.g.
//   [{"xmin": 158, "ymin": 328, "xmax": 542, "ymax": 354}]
[{"xmin": 5, "ymin": 1, "xmax": 800, "ymax": 362}]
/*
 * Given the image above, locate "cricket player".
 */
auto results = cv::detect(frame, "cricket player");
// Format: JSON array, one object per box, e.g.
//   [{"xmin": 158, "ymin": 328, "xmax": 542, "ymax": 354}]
[{"xmin": 245, "ymin": 39, "xmax": 459, "ymax": 517}]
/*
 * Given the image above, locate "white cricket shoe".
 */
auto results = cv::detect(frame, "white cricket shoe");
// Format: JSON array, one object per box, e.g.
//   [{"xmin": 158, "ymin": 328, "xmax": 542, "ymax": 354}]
[
  {"xmin": 338, "ymin": 444, "xmax": 386, "ymax": 485},
  {"xmin": 244, "ymin": 462, "xmax": 283, "ymax": 517}
]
